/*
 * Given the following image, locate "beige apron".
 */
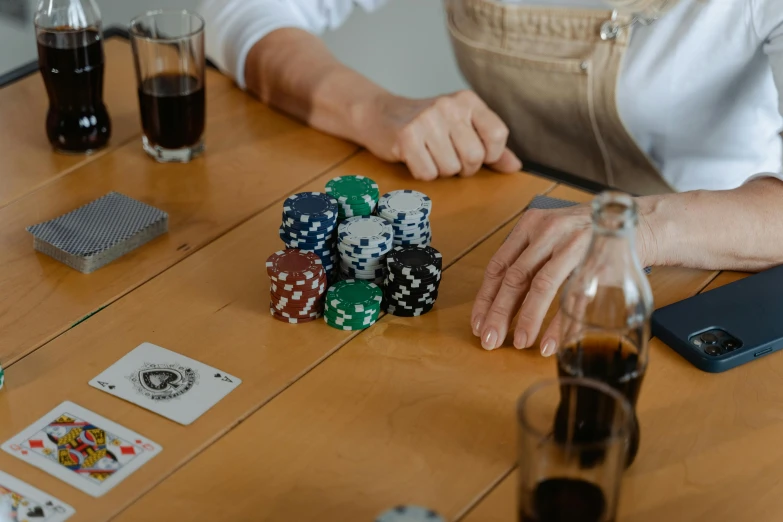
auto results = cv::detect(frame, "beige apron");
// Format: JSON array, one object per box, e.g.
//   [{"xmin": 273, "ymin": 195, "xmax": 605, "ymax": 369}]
[{"xmin": 446, "ymin": 0, "xmax": 674, "ymax": 195}]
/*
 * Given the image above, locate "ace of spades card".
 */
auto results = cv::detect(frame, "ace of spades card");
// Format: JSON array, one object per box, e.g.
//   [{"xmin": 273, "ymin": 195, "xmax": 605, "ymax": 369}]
[
  {"xmin": 89, "ymin": 343, "xmax": 241, "ymax": 425},
  {"xmin": 0, "ymin": 469, "xmax": 75, "ymax": 522},
  {"xmin": 2, "ymin": 402, "xmax": 161, "ymax": 498}
]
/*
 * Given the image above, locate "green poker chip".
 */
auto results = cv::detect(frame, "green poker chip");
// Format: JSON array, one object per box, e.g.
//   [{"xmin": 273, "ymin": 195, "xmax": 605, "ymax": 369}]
[
  {"xmin": 0, "ymin": 363, "xmax": 5, "ymax": 391},
  {"xmin": 326, "ymin": 280, "xmax": 382, "ymax": 310},
  {"xmin": 323, "ymin": 279, "xmax": 383, "ymax": 330},
  {"xmin": 326, "ymin": 175, "xmax": 380, "ymax": 218}
]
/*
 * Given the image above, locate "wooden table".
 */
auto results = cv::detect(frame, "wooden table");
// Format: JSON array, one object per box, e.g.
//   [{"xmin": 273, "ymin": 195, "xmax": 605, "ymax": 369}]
[{"xmin": 0, "ymin": 36, "xmax": 775, "ymax": 522}]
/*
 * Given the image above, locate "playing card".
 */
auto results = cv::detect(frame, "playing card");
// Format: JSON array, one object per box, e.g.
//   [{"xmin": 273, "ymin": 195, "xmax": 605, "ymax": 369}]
[
  {"xmin": 0, "ymin": 470, "xmax": 75, "ymax": 522},
  {"xmin": 26, "ymin": 192, "xmax": 168, "ymax": 274},
  {"xmin": 2, "ymin": 402, "xmax": 162, "ymax": 498},
  {"xmin": 89, "ymin": 343, "xmax": 242, "ymax": 426}
]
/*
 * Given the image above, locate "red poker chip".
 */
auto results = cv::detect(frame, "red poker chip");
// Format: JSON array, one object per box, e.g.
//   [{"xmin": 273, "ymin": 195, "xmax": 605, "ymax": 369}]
[
  {"xmin": 266, "ymin": 249, "xmax": 323, "ymax": 282},
  {"xmin": 270, "ymin": 312, "xmax": 321, "ymax": 324},
  {"xmin": 271, "ymin": 281, "xmax": 326, "ymax": 298},
  {"xmin": 269, "ymin": 306, "xmax": 321, "ymax": 323},
  {"xmin": 270, "ymin": 270, "xmax": 326, "ymax": 292},
  {"xmin": 269, "ymin": 299, "xmax": 323, "ymax": 311},
  {"xmin": 270, "ymin": 303, "xmax": 320, "ymax": 315}
]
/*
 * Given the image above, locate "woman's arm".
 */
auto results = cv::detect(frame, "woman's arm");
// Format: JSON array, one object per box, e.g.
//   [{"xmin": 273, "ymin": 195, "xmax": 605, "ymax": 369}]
[
  {"xmin": 199, "ymin": 0, "xmax": 522, "ymax": 180},
  {"xmin": 470, "ymin": 178, "xmax": 783, "ymax": 356},
  {"xmin": 640, "ymin": 177, "xmax": 783, "ymax": 271},
  {"xmin": 468, "ymin": 1, "xmax": 783, "ymax": 354}
]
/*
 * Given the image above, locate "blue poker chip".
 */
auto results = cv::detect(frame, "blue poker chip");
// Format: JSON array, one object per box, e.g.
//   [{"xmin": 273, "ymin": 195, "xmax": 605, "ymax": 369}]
[
  {"xmin": 282, "ymin": 192, "xmax": 338, "ymax": 223},
  {"xmin": 338, "ymin": 216, "xmax": 394, "ymax": 247},
  {"xmin": 284, "ymin": 236, "xmax": 334, "ymax": 248},
  {"xmin": 375, "ymin": 505, "xmax": 444, "ymax": 522},
  {"xmin": 282, "ymin": 213, "xmax": 336, "ymax": 229},
  {"xmin": 279, "ymin": 229, "xmax": 334, "ymax": 245},
  {"xmin": 280, "ymin": 225, "xmax": 333, "ymax": 241},
  {"xmin": 282, "ymin": 220, "xmax": 336, "ymax": 234}
]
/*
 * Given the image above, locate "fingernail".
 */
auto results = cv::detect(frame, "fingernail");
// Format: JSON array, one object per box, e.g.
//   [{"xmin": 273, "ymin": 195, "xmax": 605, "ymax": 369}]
[
  {"xmin": 482, "ymin": 329, "xmax": 499, "ymax": 351},
  {"xmin": 514, "ymin": 331, "xmax": 527, "ymax": 350},
  {"xmin": 472, "ymin": 315, "xmax": 484, "ymax": 337},
  {"xmin": 541, "ymin": 339, "xmax": 556, "ymax": 357}
]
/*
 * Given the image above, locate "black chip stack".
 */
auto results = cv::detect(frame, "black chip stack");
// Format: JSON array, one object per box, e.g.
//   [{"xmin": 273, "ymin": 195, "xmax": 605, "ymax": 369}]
[{"xmin": 383, "ymin": 245, "xmax": 442, "ymax": 317}]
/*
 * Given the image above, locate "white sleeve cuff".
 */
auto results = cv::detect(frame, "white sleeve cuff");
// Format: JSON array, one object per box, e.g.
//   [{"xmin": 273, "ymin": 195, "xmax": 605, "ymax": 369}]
[
  {"xmin": 743, "ymin": 172, "xmax": 783, "ymax": 186},
  {"xmin": 199, "ymin": 0, "xmax": 313, "ymax": 90}
]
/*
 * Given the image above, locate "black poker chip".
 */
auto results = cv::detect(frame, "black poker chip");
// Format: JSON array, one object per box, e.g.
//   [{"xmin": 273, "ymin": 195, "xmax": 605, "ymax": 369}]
[
  {"xmin": 387, "ymin": 245, "xmax": 442, "ymax": 275},
  {"xmin": 386, "ymin": 302, "xmax": 435, "ymax": 317},
  {"xmin": 384, "ymin": 245, "xmax": 442, "ymax": 317}
]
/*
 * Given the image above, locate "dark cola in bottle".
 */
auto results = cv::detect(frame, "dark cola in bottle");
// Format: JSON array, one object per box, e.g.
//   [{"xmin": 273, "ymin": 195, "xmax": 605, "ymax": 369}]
[
  {"xmin": 35, "ymin": 0, "xmax": 111, "ymax": 153},
  {"xmin": 556, "ymin": 191, "xmax": 653, "ymax": 467}
]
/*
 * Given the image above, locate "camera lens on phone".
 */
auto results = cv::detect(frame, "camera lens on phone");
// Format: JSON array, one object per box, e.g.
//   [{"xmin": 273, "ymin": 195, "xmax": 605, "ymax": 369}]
[
  {"xmin": 722, "ymin": 339, "xmax": 740, "ymax": 351},
  {"xmin": 701, "ymin": 332, "xmax": 719, "ymax": 344},
  {"xmin": 704, "ymin": 345, "xmax": 720, "ymax": 356}
]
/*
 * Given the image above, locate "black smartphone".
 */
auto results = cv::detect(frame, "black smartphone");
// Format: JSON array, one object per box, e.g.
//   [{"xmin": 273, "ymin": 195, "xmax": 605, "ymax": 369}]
[{"xmin": 652, "ymin": 265, "xmax": 783, "ymax": 373}]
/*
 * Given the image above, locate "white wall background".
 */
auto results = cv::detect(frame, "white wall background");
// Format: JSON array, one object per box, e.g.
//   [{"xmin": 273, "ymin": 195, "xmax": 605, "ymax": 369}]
[{"xmin": 0, "ymin": 0, "xmax": 467, "ymax": 97}]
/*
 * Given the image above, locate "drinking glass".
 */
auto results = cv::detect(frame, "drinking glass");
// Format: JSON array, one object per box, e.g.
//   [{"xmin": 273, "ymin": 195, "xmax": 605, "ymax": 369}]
[
  {"xmin": 129, "ymin": 10, "xmax": 205, "ymax": 162},
  {"xmin": 517, "ymin": 378, "xmax": 633, "ymax": 522}
]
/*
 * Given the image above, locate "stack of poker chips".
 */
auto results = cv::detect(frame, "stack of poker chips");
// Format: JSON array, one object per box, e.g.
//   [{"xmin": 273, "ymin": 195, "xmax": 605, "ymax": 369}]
[
  {"xmin": 337, "ymin": 216, "xmax": 394, "ymax": 284},
  {"xmin": 384, "ymin": 245, "xmax": 443, "ymax": 317},
  {"xmin": 325, "ymin": 175, "xmax": 380, "ymax": 219},
  {"xmin": 279, "ymin": 192, "xmax": 339, "ymax": 280},
  {"xmin": 266, "ymin": 249, "xmax": 328, "ymax": 324},
  {"xmin": 324, "ymin": 279, "xmax": 383, "ymax": 331},
  {"xmin": 377, "ymin": 190, "xmax": 432, "ymax": 247}
]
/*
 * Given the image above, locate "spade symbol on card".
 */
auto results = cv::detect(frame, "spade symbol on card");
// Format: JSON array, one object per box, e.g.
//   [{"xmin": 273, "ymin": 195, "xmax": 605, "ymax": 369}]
[
  {"xmin": 27, "ymin": 506, "xmax": 45, "ymax": 517},
  {"xmin": 214, "ymin": 373, "xmax": 232, "ymax": 383},
  {"xmin": 97, "ymin": 381, "xmax": 116, "ymax": 390},
  {"xmin": 140, "ymin": 369, "xmax": 183, "ymax": 392}
]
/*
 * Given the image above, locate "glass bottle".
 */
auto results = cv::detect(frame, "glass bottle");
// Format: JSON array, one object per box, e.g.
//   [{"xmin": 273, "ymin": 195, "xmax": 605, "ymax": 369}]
[
  {"xmin": 35, "ymin": 0, "xmax": 111, "ymax": 153},
  {"xmin": 556, "ymin": 191, "xmax": 653, "ymax": 467}
]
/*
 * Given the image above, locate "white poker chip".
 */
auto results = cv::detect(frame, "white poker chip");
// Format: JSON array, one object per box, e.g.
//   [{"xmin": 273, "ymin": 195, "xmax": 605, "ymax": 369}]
[
  {"xmin": 375, "ymin": 505, "xmax": 445, "ymax": 522},
  {"xmin": 338, "ymin": 216, "xmax": 394, "ymax": 246},
  {"xmin": 378, "ymin": 190, "xmax": 432, "ymax": 218}
]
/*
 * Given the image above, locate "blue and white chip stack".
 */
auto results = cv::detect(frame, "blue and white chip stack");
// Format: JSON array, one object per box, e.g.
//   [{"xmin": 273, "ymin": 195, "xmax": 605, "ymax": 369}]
[
  {"xmin": 279, "ymin": 192, "xmax": 339, "ymax": 280},
  {"xmin": 375, "ymin": 505, "xmax": 445, "ymax": 522},
  {"xmin": 337, "ymin": 216, "xmax": 394, "ymax": 285},
  {"xmin": 377, "ymin": 190, "xmax": 433, "ymax": 247}
]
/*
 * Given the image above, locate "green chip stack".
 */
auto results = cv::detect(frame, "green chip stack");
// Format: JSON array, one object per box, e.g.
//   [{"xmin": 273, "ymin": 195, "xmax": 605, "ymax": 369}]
[
  {"xmin": 325, "ymin": 175, "xmax": 380, "ymax": 219},
  {"xmin": 0, "ymin": 363, "xmax": 5, "ymax": 391},
  {"xmin": 323, "ymin": 279, "xmax": 383, "ymax": 330}
]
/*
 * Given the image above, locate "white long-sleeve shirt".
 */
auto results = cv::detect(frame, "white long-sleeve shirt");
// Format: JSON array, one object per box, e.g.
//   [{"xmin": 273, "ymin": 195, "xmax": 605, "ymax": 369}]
[{"xmin": 200, "ymin": 0, "xmax": 783, "ymax": 192}]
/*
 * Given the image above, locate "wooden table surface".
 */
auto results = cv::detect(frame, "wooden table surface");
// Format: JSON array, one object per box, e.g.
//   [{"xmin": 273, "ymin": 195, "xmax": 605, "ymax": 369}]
[{"xmin": 0, "ymin": 36, "xmax": 777, "ymax": 522}]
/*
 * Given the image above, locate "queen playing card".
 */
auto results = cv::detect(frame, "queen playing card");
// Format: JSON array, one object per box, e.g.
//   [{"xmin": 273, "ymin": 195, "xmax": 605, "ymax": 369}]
[
  {"xmin": 0, "ymin": 470, "xmax": 75, "ymax": 522},
  {"xmin": 2, "ymin": 402, "xmax": 162, "ymax": 497},
  {"xmin": 89, "ymin": 342, "xmax": 242, "ymax": 425}
]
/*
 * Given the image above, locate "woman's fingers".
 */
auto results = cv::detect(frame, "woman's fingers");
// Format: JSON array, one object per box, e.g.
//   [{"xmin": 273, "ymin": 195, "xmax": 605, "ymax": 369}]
[
  {"xmin": 513, "ymin": 236, "xmax": 588, "ymax": 351},
  {"xmin": 539, "ymin": 309, "xmax": 564, "ymax": 357},
  {"xmin": 471, "ymin": 222, "xmax": 532, "ymax": 337}
]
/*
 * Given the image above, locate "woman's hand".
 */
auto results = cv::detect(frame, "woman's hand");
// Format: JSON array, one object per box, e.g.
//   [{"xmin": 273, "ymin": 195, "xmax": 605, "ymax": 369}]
[
  {"xmin": 363, "ymin": 90, "xmax": 523, "ymax": 180},
  {"xmin": 471, "ymin": 203, "xmax": 652, "ymax": 355}
]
